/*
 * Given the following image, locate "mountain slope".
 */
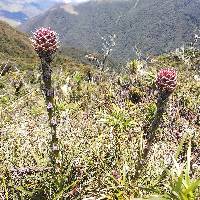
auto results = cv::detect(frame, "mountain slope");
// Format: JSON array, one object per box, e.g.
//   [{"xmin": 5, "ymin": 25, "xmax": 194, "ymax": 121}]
[
  {"xmin": 0, "ymin": 20, "xmax": 37, "ymax": 64},
  {"xmin": 20, "ymin": 0, "xmax": 200, "ymax": 60},
  {"xmin": 0, "ymin": 20, "xmax": 94, "ymax": 72},
  {"xmin": 118, "ymin": 0, "xmax": 200, "ymax": 56}
]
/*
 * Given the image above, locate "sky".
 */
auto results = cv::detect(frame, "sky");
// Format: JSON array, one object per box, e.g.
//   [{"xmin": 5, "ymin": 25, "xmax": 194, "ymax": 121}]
[
  {"xmin": 32, "ymin": 0, "xmax": 90, "ymax": 2},
  {"xmin": 0, "ymin": 0, "xmax": 90, "ymax": 3},
  {"xmin": 61, "ymin": 0, "xmax": 89, "ymax": 2},
  {"xmin": 0, "ymin": 0, "xmax": 91, "ymax": 11}
]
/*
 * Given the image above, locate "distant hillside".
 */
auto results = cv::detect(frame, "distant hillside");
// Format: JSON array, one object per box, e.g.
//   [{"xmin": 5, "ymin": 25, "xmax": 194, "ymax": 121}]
[
  {"xmin": 0, "ymin": 20, "xmax": 37, "ymax": 65},
  {"xmin": 0, "ymin": 20, "xmax": 95, "ymax": 73},
  {"xmin": 20, "ymin": 0, "xmax": 200, "ymax": 61}
]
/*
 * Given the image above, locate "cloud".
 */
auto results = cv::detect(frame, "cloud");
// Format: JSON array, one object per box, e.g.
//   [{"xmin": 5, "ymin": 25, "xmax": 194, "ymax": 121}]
[
  {"xmin": 0, "ymin": 0, "xmax": 92, "ymax": 13},
  {"xmin": 1, "ymin": 0, "xmax": 89, "ymax": 3},
  {"xmin": 29, "ymin": 0, "xmax": 90, "ymax": 2},
  {"xmin": 56, "ymin": 0, "xmax": 90, "ymax": 2}
]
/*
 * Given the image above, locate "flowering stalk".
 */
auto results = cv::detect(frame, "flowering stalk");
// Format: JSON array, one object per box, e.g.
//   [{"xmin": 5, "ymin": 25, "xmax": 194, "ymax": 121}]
[
  {"xmin": 134, "ymin": 68, "xmax": 177, "ymax": 179},
  {"xmin": 145, "ymin": 69, "xmax": 177, "ymax": 150},
  {"xmin": 30, "ymin": 27, "xmax": 59, "ymax": 170}
]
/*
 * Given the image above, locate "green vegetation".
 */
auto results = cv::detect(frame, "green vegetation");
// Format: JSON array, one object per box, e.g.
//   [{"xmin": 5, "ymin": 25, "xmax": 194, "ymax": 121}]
[
  {"xmin": 0, "ymin": 21, "xmax": 200, "ymax": 199},
  {"xmin": 0, "ymin": 20, "xmax": 37, "ymax": 69}
]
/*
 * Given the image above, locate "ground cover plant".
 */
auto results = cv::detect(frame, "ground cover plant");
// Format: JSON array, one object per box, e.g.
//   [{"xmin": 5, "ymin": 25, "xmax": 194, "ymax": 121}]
[{"xmin": 0, "ymin": 27, "xmax": 199, "ymax": 199}]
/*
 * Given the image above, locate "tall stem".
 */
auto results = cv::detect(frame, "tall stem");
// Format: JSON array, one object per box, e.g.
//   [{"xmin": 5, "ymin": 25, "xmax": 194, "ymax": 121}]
[
  {"xmin": 134, "ymin": 91, "xmax": 170, "ymax": 179},
  {"xmin": 41, "ymin": 57, "xmax": 59, "ymax": 169},
  {"xmin": 30, "ymin": 27, "xmax": 60, "ymax": 172}
]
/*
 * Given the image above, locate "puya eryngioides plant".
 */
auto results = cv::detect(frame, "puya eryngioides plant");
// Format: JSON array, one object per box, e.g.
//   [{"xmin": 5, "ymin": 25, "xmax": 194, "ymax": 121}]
[
  {"xmin": 134, "ymin": 68, "xmax": 177, "ymax": 179},
  {"xmin": 30, "ymin": 27, "xmax": 60, "ymax": 170}
]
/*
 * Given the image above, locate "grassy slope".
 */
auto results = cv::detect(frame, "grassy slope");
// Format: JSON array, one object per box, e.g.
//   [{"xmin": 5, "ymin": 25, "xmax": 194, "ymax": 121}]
[
  {"xmin": 0, "ymin": 20, "xmax": 94, "ymax": 72},
  {"xmin": 0, "ymin": 21, "xmax": 36, "ymax": 61}
]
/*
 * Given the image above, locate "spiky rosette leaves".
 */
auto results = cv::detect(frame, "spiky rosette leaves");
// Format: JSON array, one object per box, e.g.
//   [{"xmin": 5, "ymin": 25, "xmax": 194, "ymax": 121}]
[
  {"xmin": 156, "ymin": 68, "xmax": 177, "ymax": 93},
  {"xmin": 30, "ymin": 27, "xmax": 59, "ymax": 58}
]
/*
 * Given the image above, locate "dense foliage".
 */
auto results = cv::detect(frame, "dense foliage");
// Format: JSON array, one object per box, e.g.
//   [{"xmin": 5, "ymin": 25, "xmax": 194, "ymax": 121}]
[{"xmin": 0, "ymin": 22, "xmax": 200, "ymax": 200}]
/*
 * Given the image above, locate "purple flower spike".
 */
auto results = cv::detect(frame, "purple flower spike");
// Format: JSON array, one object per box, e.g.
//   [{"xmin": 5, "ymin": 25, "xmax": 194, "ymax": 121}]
[
  {"xmin": 30, "ymin": 27, "xmax": 59, "ymax": 55},
  {"xmin": 156, "ymin": 68, "xmax": 177, "ymax": 93},
  {"xmin": 47, "ymin": 102, "xmax": 53, "ymax": 110}
]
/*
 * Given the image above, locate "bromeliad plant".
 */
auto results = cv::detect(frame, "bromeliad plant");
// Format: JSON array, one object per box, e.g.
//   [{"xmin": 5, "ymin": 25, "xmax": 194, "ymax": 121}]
[
  {"xmin": 135, "ymin": 68, "xmax": 177, "ymax": 179},
  {"xmin": 30, "ymin": 27, "xmax": 60, "ymax": 170},
  {"xmin": 146, "ymin": 68, "xmax": 177, "ymax": 147}
]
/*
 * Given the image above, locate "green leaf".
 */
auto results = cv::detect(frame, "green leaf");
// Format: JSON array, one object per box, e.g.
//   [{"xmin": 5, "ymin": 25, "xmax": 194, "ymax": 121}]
[
  {"xmin": 174, "ymin": 174, "xmax": 184, "ymax": 192},
  {"xmin": 2, "ymin": 176, "xmax": 9, "ymax": 200},
  {"xmin": 53, "ymin": 180, "xmax": 78, "ymax": 200},
  {"xmin": 185, "ymin": 140, "xmax": 191, "ymax": 186},
  {"xmin": 185, "ymin": 179, "xmax": 200, "ymax": 194},
  {"xmin": 175, "ymin": 132, "xmax": 188, "ymax": 160},
  {"xmin": 16, "ymin": 186, "xmax": 34, "ymax": 196}
]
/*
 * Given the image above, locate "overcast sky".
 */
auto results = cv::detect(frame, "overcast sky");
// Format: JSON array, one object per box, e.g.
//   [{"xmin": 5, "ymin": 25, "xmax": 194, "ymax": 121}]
[
  {"xmin": 0, "ymin": 0, "xmax": 90, "ymax": 3},
  {"xmin": 61, "ymin": 0, "xmax": 89, "ymax": 2},
  {"xmin": 41, "ymin": 0, "xmax": 90, "ymax": 2}
]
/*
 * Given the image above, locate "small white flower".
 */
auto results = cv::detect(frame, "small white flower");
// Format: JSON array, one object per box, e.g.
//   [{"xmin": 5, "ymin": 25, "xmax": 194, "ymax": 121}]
[
  {"xmin": 194, "ymin": 75, "xmax": 200, "ymax": 82},
  {"xmin": 192, "ymin": 163, "xmax": 199, "ymax": 170}
]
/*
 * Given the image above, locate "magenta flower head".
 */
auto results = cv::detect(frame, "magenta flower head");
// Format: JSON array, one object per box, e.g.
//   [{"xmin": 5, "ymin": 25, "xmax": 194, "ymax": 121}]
[
  {"xmin": 156, "ymin": 68, "xmax": 177, "ymax": 93},
  {"xmin": 30, "ymin": 27, "xmax": 59, "ymax": 56}
]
